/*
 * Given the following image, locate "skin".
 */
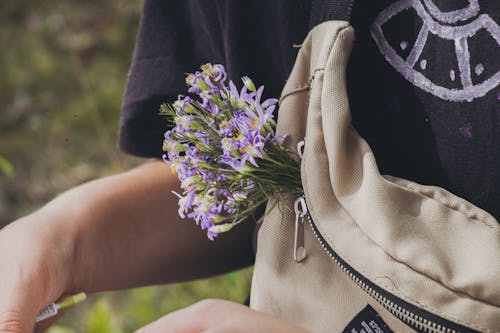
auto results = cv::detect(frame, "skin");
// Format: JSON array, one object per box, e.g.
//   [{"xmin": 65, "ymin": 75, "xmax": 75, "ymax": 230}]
[
  {"xmin": 135, "ymin": 299, "xmax": 311, "ymax": 333},
  {"xmin": 0, "ymin": 160, "xmax": 311, "ymax": 333}
]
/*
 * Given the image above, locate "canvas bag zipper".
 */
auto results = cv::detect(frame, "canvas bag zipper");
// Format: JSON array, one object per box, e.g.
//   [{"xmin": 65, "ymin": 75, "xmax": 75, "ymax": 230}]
[
  {"xmin": 292, "ymin": 138, "xmax": 480, "ymax": 333},
  {"xmin": 293, "ymin": 139, "xmax": 307, "ymax": 263},
  {"xmin": 293, "ymin": 194, "xmax": 481, "ymax": 333}
]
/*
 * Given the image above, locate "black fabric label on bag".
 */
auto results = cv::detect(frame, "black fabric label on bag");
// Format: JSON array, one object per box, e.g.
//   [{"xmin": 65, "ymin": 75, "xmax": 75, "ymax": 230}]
[{"xmin": 342, "ymin": 305, "xmax": 394, "ymax": 333}]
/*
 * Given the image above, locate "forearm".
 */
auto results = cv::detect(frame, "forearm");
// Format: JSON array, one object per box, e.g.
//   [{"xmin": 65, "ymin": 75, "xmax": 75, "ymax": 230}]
[{"xmin": 34, "ymin": 160, "xmax": 255, "ymax": 293}]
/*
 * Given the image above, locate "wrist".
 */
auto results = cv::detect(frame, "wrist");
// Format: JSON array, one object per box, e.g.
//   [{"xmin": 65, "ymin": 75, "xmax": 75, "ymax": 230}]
[
  {"xmin": 29, "ymin": 195, "xmax": 89, "ymax": 295},
  {"xmin": 0, "ymin": 214, "xmax": 75, "ymax": 311}
]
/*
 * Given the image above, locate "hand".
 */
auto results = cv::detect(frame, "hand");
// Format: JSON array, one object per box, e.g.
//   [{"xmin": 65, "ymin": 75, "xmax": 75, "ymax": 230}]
[
  {"xmin": 0, "ymin": 160, "xmax": 256, "ymax": 333},
  {"xmin": 135, "ymin": 299, "xmax": 312, "ymax": 333},
  {"xmin": 0, "ymin": 215, "xmax": 76, "ymax": 333}
]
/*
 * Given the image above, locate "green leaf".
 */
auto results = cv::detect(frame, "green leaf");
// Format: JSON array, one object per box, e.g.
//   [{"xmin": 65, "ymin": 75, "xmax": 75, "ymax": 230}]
[
  {"xmin": 121, "ymin": 287, "xmax": 160, "ymax": 328},
  {"xmin": 0, "ymin": 155, "xmax": 14, "ymax": 178},
  {"xmin": 224, "ymin": 271, "xmax": 239, "ymax": 286},
  {"xmin": 86, "ymin": 299, "xmax": 122, "ymax": 333}
]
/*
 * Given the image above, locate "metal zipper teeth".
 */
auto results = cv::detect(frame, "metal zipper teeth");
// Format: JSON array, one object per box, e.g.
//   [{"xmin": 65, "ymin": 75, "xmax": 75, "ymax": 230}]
[{"xmin": 304, "ymin": 213, "xmax": 478, "ymax": 333}]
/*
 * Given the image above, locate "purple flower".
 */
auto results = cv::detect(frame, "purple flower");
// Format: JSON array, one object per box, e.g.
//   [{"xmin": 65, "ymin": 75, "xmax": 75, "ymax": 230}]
[
  {"xmin": 230, "ymin": 110, "xmax": 254, "ymax": 135},
  {"xmin": 238, "ymin": 131, "xmax": 269, "ymax": 166},
  {"xmin": 220, "ymin": 137, "xmax": 235, "ymax": 155},
  {"xmin": 262, "ymin": 97, "xmax": 278, "ymax": 109},
  {"xmin": 161, "ymin": 63, "xmax": 300, "ymax": 240},
  {"xmin": 174, "ymin": 115, "xmax": 196, "ymax": 132},
  {"xmin": 227, "ymin": 80, "xmax": 239, "ymax": 100},
  {"xmin": 174, "ymin": 95, "xmax": 193, "ymax": 112},
  {"xmin": 186, "ymin": 71, "xmax": 203, "ymax": 86},
  {"xmin": 212, "ymin": 64, "xmax": 227, "ymax": 83},
  {"xmin": 201, "ymin": 98, "xmax": 221, "ymax": 115},
  {"xmin": 173, "ymin": 189, "xmax": 195, "ymax": 218},
  {"xmin": 188, "ymin": 86, "xmax": 202, "ymax": 94},
  {"xmin": 207, "ymin": 230, "xmax": 218, "ymax": 240},
  {"xmin": 200, "ymin": 219, "xmax": 213, "ymax": 230},
  {"xmin": 218, "ymin": 120, "xmax": 233, "ymax": 137},
  {"xmin": 203, "ymin": 76, "xmax": 221, "ymax": 95},
  {"xmin": 217, "ymin": 154, "xmax": 241, "ymax": 170}
]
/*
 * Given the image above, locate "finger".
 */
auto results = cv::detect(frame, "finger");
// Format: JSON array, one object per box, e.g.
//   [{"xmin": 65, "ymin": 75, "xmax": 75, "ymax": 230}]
[
  {"xmin": 0, "ymin": 284, "xmax": 39, "ymax": 333},
  {"xmin": 0, "ymin": 310, "xmax": 33, "ymax": 333},
  {"xmin": 0, "ymin": 277, "xmax": 65, "ymax": 333},
  {"xmin": 134, "ymin": 299, "xmax": 244, "ymax": 333},
  {"xmin": 0, "ymin": 229, "xmax": 45, "ymax": 332},
  {"xmin": 0, "ymin": 221, "xmax": 70, "ymax": 333},
  {"xmin": 134, "ymin": 306, "xmax": 199, "ymax": 333}
]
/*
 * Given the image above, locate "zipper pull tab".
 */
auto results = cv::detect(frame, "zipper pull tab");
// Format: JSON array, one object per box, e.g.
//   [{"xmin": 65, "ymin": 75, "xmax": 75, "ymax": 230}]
[
  {"xmin": 297, "ymin": 139, "xmax": 305, "ymax": 159},
  {"xmin": 293, "ymin": 196, "xmax": 307, "ymax": 262}
]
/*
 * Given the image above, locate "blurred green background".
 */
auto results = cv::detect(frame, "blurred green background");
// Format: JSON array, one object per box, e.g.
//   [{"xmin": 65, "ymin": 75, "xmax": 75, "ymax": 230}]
[{"xmin": 0, "ymin": 1, "xmax": 252, "ymax": 332}]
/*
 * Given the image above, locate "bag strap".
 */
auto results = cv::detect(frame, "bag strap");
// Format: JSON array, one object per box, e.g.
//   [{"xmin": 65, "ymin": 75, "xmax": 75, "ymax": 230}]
[{"xmin": 309, "ymin": 0, "xmax": 355, "ymax": 29}]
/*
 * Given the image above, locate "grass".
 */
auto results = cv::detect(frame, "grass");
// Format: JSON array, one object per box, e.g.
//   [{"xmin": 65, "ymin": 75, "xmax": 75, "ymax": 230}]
[{"xmin": 48, "ymin": 268, "xmax": 253, "ymax": 332}]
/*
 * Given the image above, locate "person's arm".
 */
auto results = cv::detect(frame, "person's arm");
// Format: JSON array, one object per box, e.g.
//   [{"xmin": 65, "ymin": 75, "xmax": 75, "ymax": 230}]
[
  {"xmin": 63, "ymin": 159, "xmax": 255, "ymax": 291},
  {"xmin": 0, "ymin": 160, "xmax": 254, "ymax": 332}
]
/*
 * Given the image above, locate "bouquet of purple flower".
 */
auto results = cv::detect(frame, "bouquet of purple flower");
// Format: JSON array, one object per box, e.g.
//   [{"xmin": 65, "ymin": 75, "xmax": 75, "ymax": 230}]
[{"xmin": 162, "ymin": 63, "xmax": 302, "ymax": 240}]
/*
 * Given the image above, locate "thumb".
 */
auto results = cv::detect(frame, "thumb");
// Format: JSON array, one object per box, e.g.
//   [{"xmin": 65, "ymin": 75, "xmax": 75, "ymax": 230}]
[
  {"xmin": 0, "ymin": 311, "xmax": 32, "ymax": 333},
  {"xmin": 0, "ymin": 301, "xmax": 36, "ymax": 333},
  {"xmin": 0, "ymin": 283, "xmax": 44, "ymax": 333},
  {"xmin": 0, "ymin": 291, "xmax": 71, "ymax": 333}
]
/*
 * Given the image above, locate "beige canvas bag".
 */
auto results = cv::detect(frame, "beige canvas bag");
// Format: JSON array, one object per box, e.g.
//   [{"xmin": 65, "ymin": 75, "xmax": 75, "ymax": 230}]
[{"xmin": 250, "ymin": 21, "xmax": 500, "ymax": 333}]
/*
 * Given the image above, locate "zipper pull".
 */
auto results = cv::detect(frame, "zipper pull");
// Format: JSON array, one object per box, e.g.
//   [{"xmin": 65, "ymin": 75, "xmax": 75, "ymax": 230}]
[
  {"xmin": 297, "ymin": 139, "xmax": 305, "ymax": 159},
  {"xmin": 293, "ymin": 196, "xmax": 307, "ymax": 262}
]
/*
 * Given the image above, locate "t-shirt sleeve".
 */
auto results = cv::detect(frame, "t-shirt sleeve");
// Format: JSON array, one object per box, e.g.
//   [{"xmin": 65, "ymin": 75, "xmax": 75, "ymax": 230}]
[{"xmin": 118, "ymin": 0, "xmax": 225, "ymax": 157}]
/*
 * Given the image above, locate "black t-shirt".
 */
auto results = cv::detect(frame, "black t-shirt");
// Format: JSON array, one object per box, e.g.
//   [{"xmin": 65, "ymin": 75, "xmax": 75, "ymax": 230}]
[
  {"xmin": 119, "ymin": 0, "xmax": 310, "ymax": 157},
  {"xmin": 119, "ymin": 0, "xmax": 500, "ymax": 220}
]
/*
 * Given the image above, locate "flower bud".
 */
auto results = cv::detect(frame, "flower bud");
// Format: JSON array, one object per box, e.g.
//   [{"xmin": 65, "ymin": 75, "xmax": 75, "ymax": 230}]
[
  {"xmin": 196, "ymin": 182, "xmax": 207, "ymax": 191},
  {"xmin": 195, "ymin": 79, "xmax": 210, "ymax": 91},
  {"xmin": 189, "ymin": 121, "xmax": 203, "ymax": 131},
  {"xmin": 233, "ymin": 192, "xmax": 248, "ymax": 201},
  {"xmin": 163, "ymin": 140, "xmax": 187, "ymax": 153},
  {"xmin": 185, "ymin": 74, "xmax": 196, "ymax": 85},
  {"xmin": 208, "ymin": 223, "xmax": 235, "ymax": 234},
  {"xmin": 201, "ymin": 63, "xmax": 214, "ymax": 78},
  {"xmin": 221, "ymin": 137, "xmax": 234, "ymax": 152},
  {"xmin": 162, "ymin": 140, "xmax": 170, "ymax": 152},
  {"xmin": 183, "ymin": 103, "xmax": 197, "ymax": 114},
  {"xmin": 175, "ymin": 115, "xmax": 192, "ymax": 129},
  {"xmin": 241, "ymin": 76, "xmax": 257, "ymax": 92},
  {"xmin": 182, "ymin": 175, "xmax": 202, "ymax": 188},
  {"xmin": 210, "ymin": 214, "xmax": 225, "ymax": 224}
]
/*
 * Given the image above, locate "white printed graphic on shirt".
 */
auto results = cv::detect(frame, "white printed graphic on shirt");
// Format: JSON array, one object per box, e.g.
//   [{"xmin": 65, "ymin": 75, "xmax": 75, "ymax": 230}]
[{"xmin": 370, "ymin": 0, "xmax": 500, "ymax": 102}]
